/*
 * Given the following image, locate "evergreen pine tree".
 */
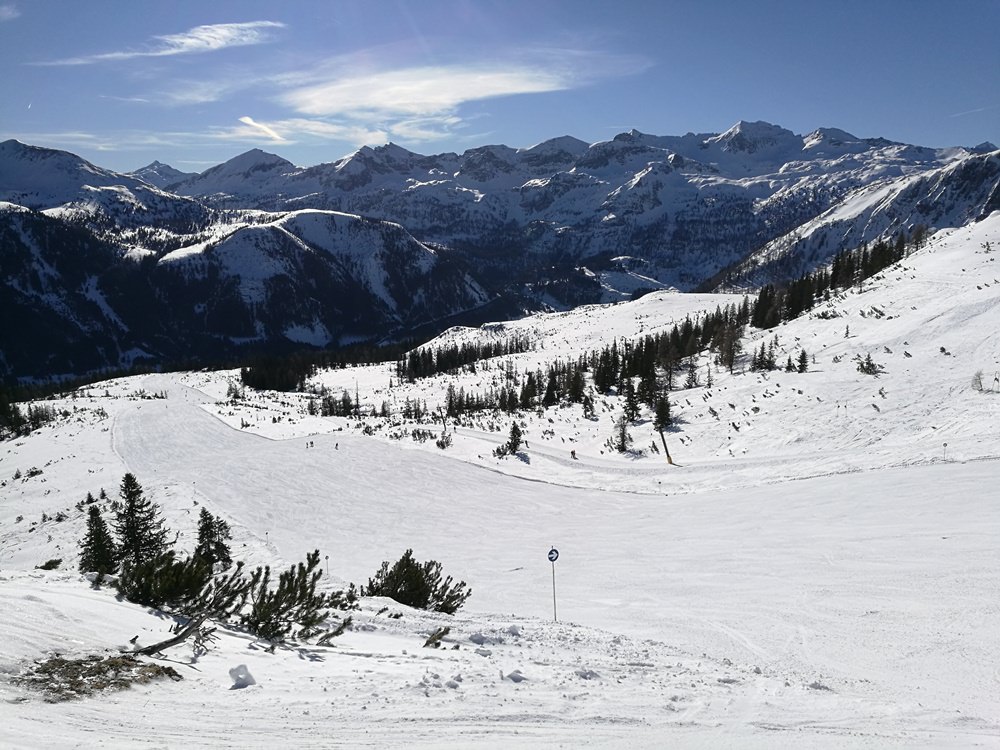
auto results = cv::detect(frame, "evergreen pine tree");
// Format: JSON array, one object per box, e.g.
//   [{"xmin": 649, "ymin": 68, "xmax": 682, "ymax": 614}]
[
  {"xmin": 242, "ymin": 550, "xmax": 355, "ymax": 642},
  {"xmin": 857, "ymin": 353, "xmax": 882, "ymax": 376},
  {"xmin": 519, "ymin": 372, "xmax": 538, "ymax": 409},
  {"xmin": 506, "ymin": 422, "xmax": 523, "ymax": 453},
  {"xmin": 114, "ymin": 473, "xmax": 170, "ymax": 571},
  {"xmin": 637, "ymin": 370, "xmax": 658, "ymax": 407},
  {"xmin": 663, "ymin": 357, "xmax": 677, "ymax": 391},
  {"xmin": 622, "ymin": 378, "xmax": 640, "ymax": 422},
  {"xmin": 785, "ymin": 356, "xmax": 795, "ymax": 372},
  {"xmin": 363, "ymin": 549, "xmax": 471, "ymax": 615},
  {"xmin": 797, "ymin": 349, "xmax": 809, "ymax": 373},
  {"xmin": 612, "ymin": 414, "xmax": 632, "ymax": 453},
  {"xmin": 195, "ymin": 508, "xmax": 233, "ymax": 570},
  {"xmin": 542, "ymin": 371, "xmax": 559, "ymax": 407},
  {"xmin": 653, "ymin": 396, "xmax": 672, "ymax": 430},
  {"xmin": 567, "ymin": 368, "xmax": 585, "ymax": 403},
  {"xmin": 684, "ymin": 360, "xmax": 699, "ymax": 389},
  {"xmin": 79, "ymin": 505, "xmax": 118, "ymax": 575},
  {"xmin": 117, "ymin": 551, "xmax": 212, "ymax": 611}
]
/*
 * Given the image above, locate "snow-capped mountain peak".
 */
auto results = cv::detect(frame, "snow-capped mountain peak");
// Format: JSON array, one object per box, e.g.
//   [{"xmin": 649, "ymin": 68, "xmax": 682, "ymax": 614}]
[
  {"xmin": 705, "ymin": 119, "xmax": 800, "ymax": 155},
  {"xmin": 168, "ymin": 148, "xmax": 297, "ymax": 198},
  {"xmin": 127, "ymin": 160, "xmax": 196, "ymax": 189},
  {"xmin": 519, "ymin": 135, "xmax": 590, "ymax": 157},
  {"xmin": 205, "ymin": 148, "xmax": 295, "ymax": 176}
]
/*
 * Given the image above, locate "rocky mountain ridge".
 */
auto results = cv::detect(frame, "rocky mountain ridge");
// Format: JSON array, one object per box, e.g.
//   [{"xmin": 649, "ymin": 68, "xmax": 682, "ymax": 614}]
[{"xmin": 2, "ymin": 120, "xmax": 998, "ymax": 380}]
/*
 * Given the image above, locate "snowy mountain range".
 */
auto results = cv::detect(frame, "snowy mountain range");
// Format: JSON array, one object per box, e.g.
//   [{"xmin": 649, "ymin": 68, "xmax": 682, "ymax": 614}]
[{"xmin": 2, "ymin": 121, "xmax": 999, "ymax": 380}]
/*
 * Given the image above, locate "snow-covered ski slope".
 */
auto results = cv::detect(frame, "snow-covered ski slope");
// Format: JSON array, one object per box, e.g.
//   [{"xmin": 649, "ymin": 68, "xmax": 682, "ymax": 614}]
[{"xmin": 1, "ymin": 214, "xmax": 999, "ymax": 748}]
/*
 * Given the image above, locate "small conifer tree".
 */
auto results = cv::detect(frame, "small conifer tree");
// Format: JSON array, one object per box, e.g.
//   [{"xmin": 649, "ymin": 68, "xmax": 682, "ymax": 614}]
[
  {"xmin": 857, "ymin": 353, "xmax": 882, "ymax": 376},
  {"xmin": 117, "ymin": 552, "xmax": 212, "ymax": 611},
  {"xmin": 194, "ymin": 508, "xmax": 233, "ymax": 570},
  {"xmin": 79, "ymin": 505, "xmax": 118, "ymax": 575},
  {"xmin": 567, "ymin": 369, "xmax": 586, "ymax": 403},
  {"xmin": 363, "ymin": 549, "xmax": 471, "ymax": 614},
  {"xmin": 797, "ymin": 349, "xmax": 809, "ymax": 373},
  {"xmin": 637, "ymin": 371, "xmax": 657, "ymax": 407},
  {"xmin": 542, "ymin": 371, "xmax": 559, "ymax": 407},
  {"xmin": 622, "ymin": 378, "xmax": 640, "ymax": 422},
  {"xmin": 505, "ymin": 422, "xmax": 523, "ymax": 454},
  {"xmin": 612, "ymin": 413, "xmax": 633, "ymax": 453},
  {"xmin": 684, "ymin": 361, "xmax": 699, "ymax": 389},
  {"xmin": 242, "ymin": 550, "xmax": 355, "ymax": 642},
  {"xmin": 114, "ymin": 473, "xmax": 170, "ymax": 571},
  {"xmin": 653, "ymin": 396, "xmax": 672, "ymax": 430},
  {"xmin": 766, "ymin": 340, "xmax": 777, "ymax": 370}
]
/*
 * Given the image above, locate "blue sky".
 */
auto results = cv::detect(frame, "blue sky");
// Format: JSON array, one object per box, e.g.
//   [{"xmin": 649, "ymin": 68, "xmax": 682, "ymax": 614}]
[{"xmin": 1, "ymin": 0, "xmax": 997, "ymax": 172}]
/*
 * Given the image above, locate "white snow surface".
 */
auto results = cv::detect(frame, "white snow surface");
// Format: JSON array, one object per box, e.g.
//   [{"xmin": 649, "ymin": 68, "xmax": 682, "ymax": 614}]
[{"xmin": 2, "ymin": 216, "xmax": 1000, "ymax": 747}]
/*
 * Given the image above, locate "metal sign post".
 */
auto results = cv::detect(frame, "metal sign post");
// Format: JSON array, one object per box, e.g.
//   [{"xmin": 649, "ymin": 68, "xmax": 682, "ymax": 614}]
[{"xmin": 547, "ymin": 547, "xmax": 559, "ymax": 622}]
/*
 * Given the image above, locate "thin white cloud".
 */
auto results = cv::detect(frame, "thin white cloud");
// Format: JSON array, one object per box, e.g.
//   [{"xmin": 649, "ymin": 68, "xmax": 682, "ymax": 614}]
[
  {"xmin": 160, "ymin": 77, "xmax": 255, "ymax": 105},
  {"xmin": 14, "ymin": 45, "xmax": 646, "ymax": 157},
  {"xmin": 280, "ymin": 64, "xmax": 571, "ymax": 119},
  {"xmin": 267, "ymin": 118, "xmax": 387, "ymax": 143},
  {"xmin": 0, "ymin": 4, "xmax": 19, "ymax": 21},
  {"xmin": 210, "ymin": 117, "xmax": 386, "ymax": 146},
  {"xmin": 0, "ymin": 130, "xmax": 139, "ymax": 151},
  {"xmin": 268, "ymin": 51, "xmax": 649, "ymax": 144},
  {"xmin": 1, "ymin": 128, "xmax": 268, "ymax": 153},
  {"xmin": 2, "ymin": 119, "xmax": 386, "ymax": 157},
  {"xmin": 949, "ymin": 105, "xmax": 997, "ymax": 118},
  {"xmin": 100, "ymin": 94, "xmax": 153, "ymax": 104},
  {"xmin": 387, "ymin": 116, "xmax": 463, "ymax": 142},
  {"xmin": 36, "ymin": 21, "xmax": 284, "ymax": 66},
  {"xmin": 238, "ymin": 116, "xmax": 285, "ymax": 142}
]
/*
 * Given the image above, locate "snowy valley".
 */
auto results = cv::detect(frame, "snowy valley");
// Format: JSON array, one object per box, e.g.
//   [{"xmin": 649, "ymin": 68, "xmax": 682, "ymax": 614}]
[{"xmin": 2, "ymin": 213, "xmax": 999, "ymax": 747}]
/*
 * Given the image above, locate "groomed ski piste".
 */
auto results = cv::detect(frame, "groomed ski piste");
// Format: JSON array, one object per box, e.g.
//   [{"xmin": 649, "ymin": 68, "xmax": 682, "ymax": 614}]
[{"xmin": 2, "ymin": 213, "xmax": 999, "ymax": 748}]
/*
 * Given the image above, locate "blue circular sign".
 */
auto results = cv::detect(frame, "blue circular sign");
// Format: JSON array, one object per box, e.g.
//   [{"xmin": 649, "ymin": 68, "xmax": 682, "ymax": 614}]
[{"xmin": 548, "ymin": 547, "xmax": 559, "ymax": 562}]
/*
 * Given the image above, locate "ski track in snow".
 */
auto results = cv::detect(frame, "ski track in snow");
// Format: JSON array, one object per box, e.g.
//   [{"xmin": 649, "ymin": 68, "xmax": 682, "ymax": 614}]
[{"xmin": 2, "ymin": 216, "xmax": 1000, "ymax": 747}]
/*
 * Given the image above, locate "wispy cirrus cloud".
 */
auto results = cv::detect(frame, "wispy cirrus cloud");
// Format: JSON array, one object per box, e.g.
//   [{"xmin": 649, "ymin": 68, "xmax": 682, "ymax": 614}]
[
  {"xmin": 48, "ymin": 45, "xmax": 647, "ymax": 154},
  {"xmin": 100, "ymin": 94, "xmax": 152, "ymax": 104},
  {"xmin": 269, "ymin": 50, "xmax": 650, "ymax": 145},
  {"xmin": 0, "ymin": 4, "xmax": 19, "ymax": 21},
  {"xmin": 237, "ymin": 116, "xmax": 285, "ymax": 142},
  {"xmin": 388, "ymin": 116, "xmax": 464, "ymax": 142},
  {"xmin": 279, "ymin": 64, "xmax": 571, "ymax": 120},
  {"xmin": 211, "ymin": 117, "xmax": 386, "ymax": 146},
  {"xmin": 159, "ymin": 75, "xmax": 259, "ymax": 106},
  {"xmin": 949, "ymin": 104, "xmax": 997, "ymax": 118},
  {"xmin": 35, "ymin": 21, "xmax": 284, "ymax": 66},
  {"xmin": 0, "ymin": 129, "xmax": 179, "ymax": 152},
  {"xmin": 269, "ymin": 62, "xmax": 572, "ymax": 146}
]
